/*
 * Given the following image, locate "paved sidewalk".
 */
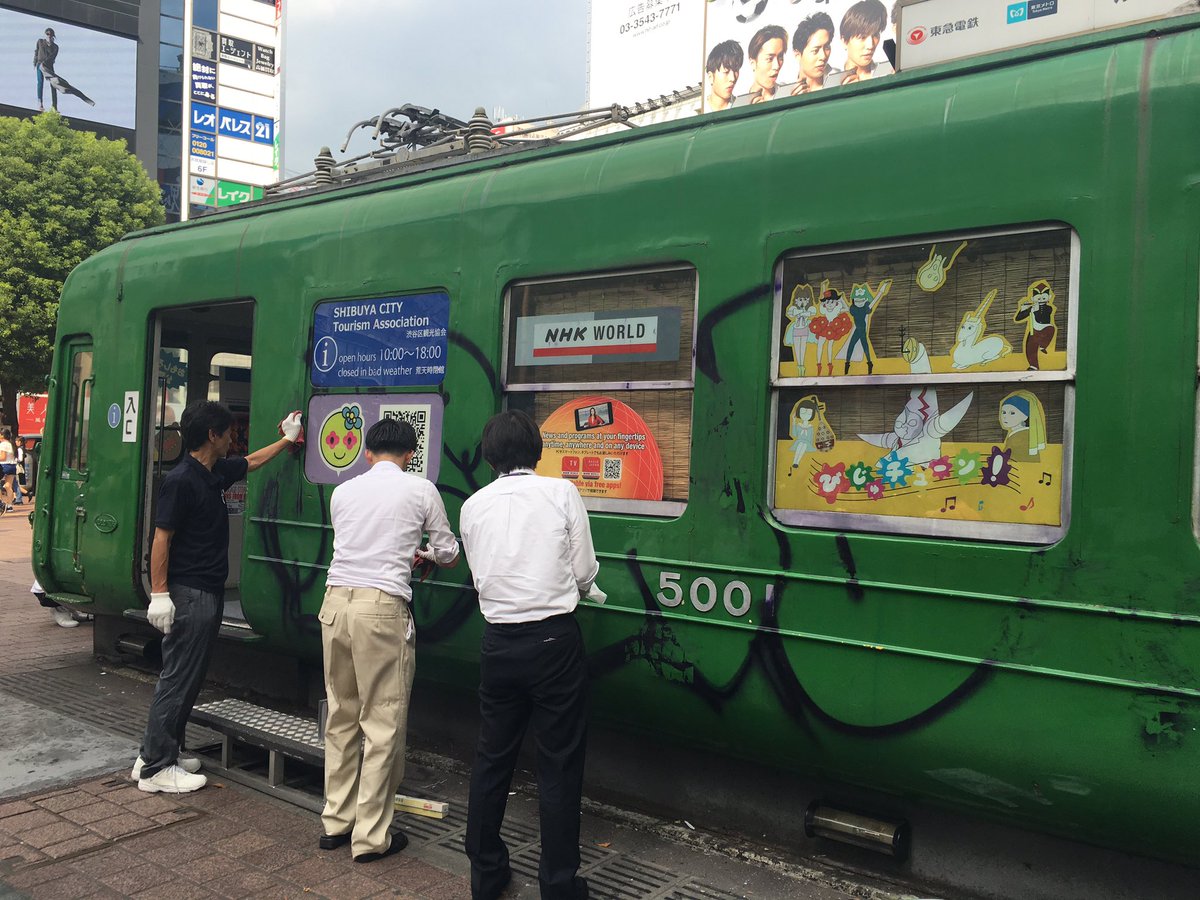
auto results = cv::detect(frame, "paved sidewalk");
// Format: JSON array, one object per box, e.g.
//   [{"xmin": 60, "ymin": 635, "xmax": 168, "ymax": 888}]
[
  {"xmin": 0, "ymin": 770, "xmax": 469, "ymax": 899},
  {"xmin": 0, "ymin": 511, "xmax": 878, "ymax": 900}
]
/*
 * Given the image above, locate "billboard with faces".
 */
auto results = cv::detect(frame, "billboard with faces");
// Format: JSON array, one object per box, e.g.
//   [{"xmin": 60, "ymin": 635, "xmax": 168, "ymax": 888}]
[
  {"xmin": 703, "ymin": 0, "xmax": 897, "ymax": 113},
  {"xmin": 0, "ymin": 7, "xmax": 137, "ymax": 129}
]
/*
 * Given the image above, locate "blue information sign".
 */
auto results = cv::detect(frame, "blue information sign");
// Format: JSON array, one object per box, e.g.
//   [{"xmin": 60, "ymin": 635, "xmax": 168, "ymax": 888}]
[
  {"xmin": 311, "ymin": 293, "xmax": 450, "ymax": 388},
  {"xmin": 218, "ymin": 107, "xmax": 253, "ymax": 140},
  {"xmin": 191, "ymin": 101, "xmax": 217, "ymax": 134}
]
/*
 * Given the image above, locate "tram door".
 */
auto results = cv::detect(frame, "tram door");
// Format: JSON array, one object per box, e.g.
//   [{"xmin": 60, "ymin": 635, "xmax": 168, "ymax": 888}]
[
  {"xmin": 44, "ymin": 337, "xmax": 94, "ymax": 597},
  {"xmin": 142, "ymin": 301, "xmax": 255, "ymax": 627}
]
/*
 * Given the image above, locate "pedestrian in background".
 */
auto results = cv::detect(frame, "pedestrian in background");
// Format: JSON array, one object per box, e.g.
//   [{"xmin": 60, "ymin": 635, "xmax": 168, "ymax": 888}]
[
  {"xmin": 460, "ymin": 410, "xmax": 601, "ymax": 900},
  {"xmin": 318, "ymin": 417, "xmax": 460, "ymax": 863},
  {"xmin": 0, "ymin": 427, "xmax": 22, "ymax": 510},
  {"xmin": 134, "ymin": 401, "xmax": 302, "ymax": 794}
]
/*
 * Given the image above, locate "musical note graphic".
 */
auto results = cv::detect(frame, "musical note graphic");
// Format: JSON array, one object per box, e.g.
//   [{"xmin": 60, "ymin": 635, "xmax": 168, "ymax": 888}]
[
  {"xmin": 940, "ymin": 496, "xmax": 957, "ymax": 512},
  {"xmin": 1038, "ymin": 472, "xmax": 1053, "ymax": 486},
  {"xmin": 1020, "ymin": 497, "xmax": 1035, "ymax": 511}
]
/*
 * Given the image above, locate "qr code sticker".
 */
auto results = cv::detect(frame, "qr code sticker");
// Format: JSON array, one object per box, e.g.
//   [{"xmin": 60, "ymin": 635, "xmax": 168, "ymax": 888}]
[
  {"xmin": 379, "ymin": 404, "xmax": 430, "ymax": 477},
  {"xmin": 603, "ymin": 457, "xmax": 622, "ymax": 481}
]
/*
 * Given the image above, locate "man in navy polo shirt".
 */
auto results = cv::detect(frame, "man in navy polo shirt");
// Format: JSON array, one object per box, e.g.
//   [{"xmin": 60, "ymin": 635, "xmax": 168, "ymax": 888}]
[{"xmin": 133, "ymin": 400, "xmax": 302, "ymax": 794}]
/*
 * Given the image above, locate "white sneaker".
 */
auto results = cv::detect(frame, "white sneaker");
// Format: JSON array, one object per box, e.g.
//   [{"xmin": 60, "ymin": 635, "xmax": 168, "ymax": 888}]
[
  {"xmin": 132, "ymin": 755, "xmax": 203, "ymax": 780},
  {"xmin": 138, "ymin": 764, "xmax": 206, "ymax": 794},
  {"xmin": 52, "ymin": 606, "xmax": 79, "ymax": 628}
]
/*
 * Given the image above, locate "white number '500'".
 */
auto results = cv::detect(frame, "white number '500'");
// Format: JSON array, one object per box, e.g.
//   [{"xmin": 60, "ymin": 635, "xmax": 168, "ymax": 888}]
[{"xmin": 655, "ymin": 572, "xmax": 752, "ymax": 617}]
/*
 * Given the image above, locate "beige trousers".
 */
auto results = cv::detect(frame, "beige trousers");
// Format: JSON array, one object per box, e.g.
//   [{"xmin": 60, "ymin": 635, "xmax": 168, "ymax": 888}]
[{"xmin": 318, "ymin": 585, "xmax": 416, "ymax": 856}]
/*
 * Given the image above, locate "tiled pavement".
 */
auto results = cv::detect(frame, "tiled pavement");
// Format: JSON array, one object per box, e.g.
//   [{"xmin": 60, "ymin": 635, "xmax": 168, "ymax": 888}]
[
  {"xmin": 0, "ymin": 509, "xmax": 869, "ymax": 900},
  {"xmin": 0, "ymin": 772, "xmax": 468, "ymax": 898},
  {"xmin": 0, "ymin": 511, "xmax": 471, "ymax": 899}
]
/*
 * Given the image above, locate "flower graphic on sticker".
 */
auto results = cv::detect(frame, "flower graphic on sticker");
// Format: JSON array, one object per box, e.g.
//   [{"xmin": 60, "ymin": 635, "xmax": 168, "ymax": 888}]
[
  {"xmin": 980, "ymin": 446, "xmax": 1013, "ymax": 487},
  {"xmin": 952, "ymin": 448, "xmax": 982, "ymax": 485},
  {"xmin": 865, "ymin": 479, "xmax": 886, "ymax": 500},
  {"xmin": 847, "ymin": 461, "xmax": 875, "ymax": 492},
  {"xmin": 813, "ymin": 462, "xmax": 849, "ymax": 504},
  {"xmin": 877, "ymin": 450, "xmax": 913, "ymax": 488},
  {"xmin": 320, "ymin": 405, "xmax": 364, "ymax": 470},
  {"xmin": 929, "ymin": 455, "xmax": 953, "ymax": 481}
]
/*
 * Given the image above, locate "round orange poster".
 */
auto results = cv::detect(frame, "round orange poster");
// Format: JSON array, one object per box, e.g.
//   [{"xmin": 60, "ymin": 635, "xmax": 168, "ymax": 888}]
[{"xmin": 536, "ymin": 396, "xmax": 663, "ymax": 500}]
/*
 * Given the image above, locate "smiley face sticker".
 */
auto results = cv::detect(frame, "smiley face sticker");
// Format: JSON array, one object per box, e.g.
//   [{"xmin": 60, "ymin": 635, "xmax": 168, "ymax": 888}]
[{"xmin": 320, "ymin": 405, "xmax": 364, "ymax": 470}]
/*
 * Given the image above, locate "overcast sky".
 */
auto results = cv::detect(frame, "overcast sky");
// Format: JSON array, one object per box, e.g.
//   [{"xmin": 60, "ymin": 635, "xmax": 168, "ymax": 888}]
[{"xmin": 281, "ymin": 1, "xmax": 588, "ymax": 178}]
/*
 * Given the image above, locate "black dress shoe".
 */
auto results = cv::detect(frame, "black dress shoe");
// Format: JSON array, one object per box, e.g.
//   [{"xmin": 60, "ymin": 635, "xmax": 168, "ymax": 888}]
[
  {"xmin": 353, "ymin": 827, "xmax": 408, "ymax": 863},
  {"xmin": 318, "ymin": 832, "xmax": 350, "ymax": 850}
]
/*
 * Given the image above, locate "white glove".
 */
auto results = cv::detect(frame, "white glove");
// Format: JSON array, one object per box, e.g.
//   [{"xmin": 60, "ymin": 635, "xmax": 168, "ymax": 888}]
[
  {"xmin": 279, "ymin": 411, "xmax": 303, "ymax": 442},
  {"xmin": 414, "ymin": 545, "xmax": 437, "ymax": 563},
  {"xmin": 585, "ymin": 583, "xmax": 607, "ymax": 605},
  {"xmin": 147, "ymin": 592, "xmax": 175, "ymax": 634}
]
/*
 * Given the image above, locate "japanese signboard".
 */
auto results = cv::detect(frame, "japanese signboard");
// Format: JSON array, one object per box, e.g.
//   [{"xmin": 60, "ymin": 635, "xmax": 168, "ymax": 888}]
[
  {"xmin": 182, "ymin": 0, "xmax": 282, "ymax": 219},
  {"xmin": 897, "ymin": 0, "xmax": 1191, "ymax": 69}
]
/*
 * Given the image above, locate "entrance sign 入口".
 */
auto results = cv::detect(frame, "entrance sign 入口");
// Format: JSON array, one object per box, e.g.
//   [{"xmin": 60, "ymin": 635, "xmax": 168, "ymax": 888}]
[{"xmin": 122, "ymin": 392, "xmax": 139, "ymax": 443}]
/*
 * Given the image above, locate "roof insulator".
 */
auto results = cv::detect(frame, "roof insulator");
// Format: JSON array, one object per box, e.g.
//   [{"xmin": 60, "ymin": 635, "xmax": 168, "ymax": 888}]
[
  {"xmin": 314, "ymin": 146, "xmax": 336, "ymax": 184},
  {"xmin": 467, "ymin": 107, "xmax": 496, "ymax": 154}
]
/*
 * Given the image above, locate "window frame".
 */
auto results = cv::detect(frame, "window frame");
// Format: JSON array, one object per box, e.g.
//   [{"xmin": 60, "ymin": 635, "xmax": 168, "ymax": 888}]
[
  {"xmin": 501, "ymin": 264, "xmax": 699, "ymax": 518},
  {"xmin": 768, "ymin": 224, "xmax": 1079, "ymax": 544},
  {"xmin": 501, "ymin": 264, "xmax": 699, "ymax": 393}
]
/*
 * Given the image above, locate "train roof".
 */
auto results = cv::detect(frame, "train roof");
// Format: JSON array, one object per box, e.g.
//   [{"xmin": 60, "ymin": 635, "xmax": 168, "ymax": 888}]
[{"xmin": 130, "ymin": 10, "xmax": 1198, "ymax": 242}]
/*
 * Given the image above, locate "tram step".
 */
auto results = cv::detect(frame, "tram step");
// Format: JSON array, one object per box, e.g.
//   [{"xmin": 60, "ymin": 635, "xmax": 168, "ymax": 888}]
[
  {"xmin": 121, "ymin": 608, "xmax": 264, "ymax": 642},
  {"xmin": 191, "ymin": 698, "xmax": 324, "ymax": 767}
]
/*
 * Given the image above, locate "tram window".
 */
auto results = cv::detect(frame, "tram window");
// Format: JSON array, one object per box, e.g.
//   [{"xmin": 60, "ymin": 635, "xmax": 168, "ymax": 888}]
[
  {"xmin": 210, "ymin": 352, "xmax": 251, "ymax": 457},
  {"xmin": 64, "ymin": 349, "xmax": 94, "ymax": 474},
  {"xmin": 769, "ymin": 226, "xmax": 1076, "ymax": 543},
  {"xmin": 154, "ymin": 348, "xmax": 188, "ymax": 465},
  {"xmin": 503, "ymin": 267, "xmax": 696, "ymax": 517}
]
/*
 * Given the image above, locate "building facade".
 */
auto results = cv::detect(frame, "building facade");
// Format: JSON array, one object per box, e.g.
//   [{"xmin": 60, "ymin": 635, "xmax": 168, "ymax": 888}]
[{"xmin": 0, "ymin": 0, "xmax": 281, "ymax": 222}]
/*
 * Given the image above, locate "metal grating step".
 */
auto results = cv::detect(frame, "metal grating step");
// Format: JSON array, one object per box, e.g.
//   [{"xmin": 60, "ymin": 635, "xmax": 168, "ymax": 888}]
[{"xmin": 190, "ymin": 698, "xmax": 323, "ymax": 765}]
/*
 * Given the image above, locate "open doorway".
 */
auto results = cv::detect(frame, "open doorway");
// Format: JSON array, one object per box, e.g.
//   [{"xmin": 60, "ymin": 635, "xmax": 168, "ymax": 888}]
[{"xmin": 143, "ymin": 300, "xmax": 255, "ymax": 628}]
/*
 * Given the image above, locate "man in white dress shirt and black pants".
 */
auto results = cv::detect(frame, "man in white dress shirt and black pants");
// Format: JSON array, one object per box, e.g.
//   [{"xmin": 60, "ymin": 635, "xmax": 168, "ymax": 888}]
[
  {"xmin": 460, "ymin": 410, "xmax": 599, "ymax": 900},
  {"xmin": 319, "ymin": 417, "xmax": 460, "ymax": 862}
]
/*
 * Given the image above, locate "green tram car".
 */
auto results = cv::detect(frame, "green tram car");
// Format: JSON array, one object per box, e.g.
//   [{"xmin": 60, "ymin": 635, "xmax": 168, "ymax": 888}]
[{"xmin": 33, "ymin": 14, "xmax": 1200, "ymax": 865}]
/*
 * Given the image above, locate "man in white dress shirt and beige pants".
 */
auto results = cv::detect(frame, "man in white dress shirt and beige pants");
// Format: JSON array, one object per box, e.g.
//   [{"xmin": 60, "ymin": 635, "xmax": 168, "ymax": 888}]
[
  {"xmin": 460, "ymin": 410, "xmax": 599, "ymax": 900},
  {"xmin": 319, "ymin": 417, "xmax": 460, "ymax": 862}
]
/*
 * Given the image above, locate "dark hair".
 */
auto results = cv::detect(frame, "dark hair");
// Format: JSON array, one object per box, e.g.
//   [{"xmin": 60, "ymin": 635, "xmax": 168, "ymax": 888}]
[
  {"xmin": 481, "ymin": 410, "xmax": 542, "ymax": 474},
  {"xmin": 706, "ymin": 40, "xmax": 744, "ymax": 74},
  {"xmin": 748, "ymin": 25, "xmax": 787, "ymax": 60},
  {"xmin": 45, "ymin": 28, "xmax": 55, "ymax": 36},
  {"xmin": 841, "ymin": 0, "xmax": 887, "ymax": 39},
  {"xmin": 1, "ymin": 427, "xmax": 11, "ymax": 440},
  {"xmin": 793, "ymin": 13, "xmax": 835, "ymax": 52},
  {"xmin": 365, "ymin": 417, "xmax": 417, "ymax": 457},
  {"xmin": 180, "ymin": 400, "xmax": 233, "ymax": 451}
]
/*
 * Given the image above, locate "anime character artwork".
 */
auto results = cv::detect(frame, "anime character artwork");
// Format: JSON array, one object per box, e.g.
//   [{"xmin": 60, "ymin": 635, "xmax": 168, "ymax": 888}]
[{"xmin": 773, "ymin": 227, "xmax": 1073, "ymax": 534}]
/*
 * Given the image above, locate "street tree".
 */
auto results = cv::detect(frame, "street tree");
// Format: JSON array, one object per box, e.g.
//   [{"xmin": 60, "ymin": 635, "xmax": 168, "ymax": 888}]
[{"xmin": 0, "ymin": 110, "xmax": 164, "ymax": 429}]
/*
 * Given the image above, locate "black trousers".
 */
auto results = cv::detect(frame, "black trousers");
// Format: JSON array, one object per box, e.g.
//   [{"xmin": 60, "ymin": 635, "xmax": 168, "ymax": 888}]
[
  {"xmin": 138, "ymin": 583, "xmax": 222, "ymax": 779},
  {"xmin": 465, "ymin": 613, "xmax": 589, "ymax": 900}
]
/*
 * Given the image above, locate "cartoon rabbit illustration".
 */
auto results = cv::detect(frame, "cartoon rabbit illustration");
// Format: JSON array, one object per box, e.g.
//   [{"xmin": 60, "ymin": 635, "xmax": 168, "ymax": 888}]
[{"xmin": 950, "ymin": 289, "xmax": 1012, "ymax": 369}]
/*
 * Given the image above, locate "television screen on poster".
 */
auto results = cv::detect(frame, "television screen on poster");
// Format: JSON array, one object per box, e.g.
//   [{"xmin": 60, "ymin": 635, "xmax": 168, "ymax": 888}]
[{"xmin": 0, "ymin": 7, "xmax": 137, "ymax": 130}]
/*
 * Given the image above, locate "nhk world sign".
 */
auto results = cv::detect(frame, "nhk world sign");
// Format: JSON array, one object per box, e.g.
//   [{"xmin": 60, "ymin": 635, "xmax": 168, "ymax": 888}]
[{"xmin": 182, "ymin": 0, "xmax": 282, "ymax": 218}]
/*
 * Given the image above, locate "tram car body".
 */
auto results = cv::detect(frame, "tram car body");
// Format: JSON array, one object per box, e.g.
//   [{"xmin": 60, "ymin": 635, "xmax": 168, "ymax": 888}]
[{"xmin": 33, "ymin": 15, "xmax": 1200, "ymax": 864}]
